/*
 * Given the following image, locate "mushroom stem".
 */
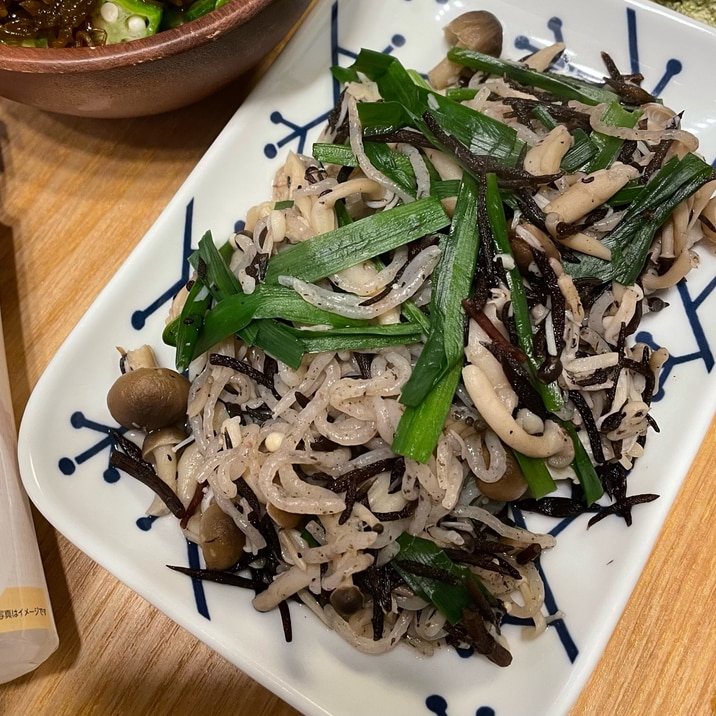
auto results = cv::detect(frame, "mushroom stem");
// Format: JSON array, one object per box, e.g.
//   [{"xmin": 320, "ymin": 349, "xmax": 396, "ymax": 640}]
[
  {"xmin": 462, "ymin": 364, "xmax": 573, "ymax": 463},
  {"xmin": 119, "ymin": 344, "xmax": 159, "ymax": 371},
  {"xmin": 145, "ymin": 448, "xmax": 179, "ymax": 517},
  {"xmin": 544, "ymin": 163, "xmax": 639, "ymax": 225}
]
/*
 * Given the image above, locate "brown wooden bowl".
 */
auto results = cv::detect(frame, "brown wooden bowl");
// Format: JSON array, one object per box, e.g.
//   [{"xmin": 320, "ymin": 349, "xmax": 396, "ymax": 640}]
[{"xmin": 0, "ymin": 0, "xmax": 311, "ymax": 118}]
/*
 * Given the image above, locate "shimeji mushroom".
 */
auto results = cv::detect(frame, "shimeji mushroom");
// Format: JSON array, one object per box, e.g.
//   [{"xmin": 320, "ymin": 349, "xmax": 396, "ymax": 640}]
[
  {"xmin": 524, "ymin": 125, "xmax": 573, "ymax": 177},
  {"xmin": 329, "ymin": 579, "xmax": 365, "ymax": 618},
  {"xmin": 199, "ymin": 500, "xmax": 246, "ymax": 571},
  {"xmin": 462, "ymin": 363, "xmax": 574, "ymax": 464},
  {"xmin": 428, "ymin": 11, "xmax": 504, "ymax": 90},
  {"xmin": 544, "ymin": 163, "xmax": 639, "ymax": 226},
  {"xmin": 107, "ymin": 347, "xmax": 190, "ymax": 432},
  {"xmin": 475, "ymin": 450, "xmax": 529, "ymax": 502},
  {"xmin": 141, "ymin": 426, "xmax": 187, "ymax": 517}
]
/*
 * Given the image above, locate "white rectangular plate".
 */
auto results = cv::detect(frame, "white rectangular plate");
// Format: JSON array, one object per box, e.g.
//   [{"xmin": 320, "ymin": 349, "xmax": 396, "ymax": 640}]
[{"xmin": 18, "ymin": 1, "xmax": 716, "ymax": 714}]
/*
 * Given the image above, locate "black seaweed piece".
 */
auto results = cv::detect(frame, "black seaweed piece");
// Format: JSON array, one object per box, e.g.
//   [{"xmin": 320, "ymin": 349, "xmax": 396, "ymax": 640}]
[
  {"xmin": 600, "ymin": 51, "xmax": 658, "ymax": 105},
  {"xmin": 476, "ymin": 182, "xmax": 499, "ymax": 288},
  {"xmin": 234, "ymin": 477, "xmax": 263, "ymax": 527},
  {"xmin": 408, "ymin": 233, "xmax": 442, "ymax": 261},
  {"xmin": 646, "ymin": 296, "xmax": 669, "ymax": 313},
  {"xmin": 305, "ymin": 164, "xmax": 328, "ymax": 185},
  {"xmin": 209, "ymin": 353, "xmax": 280, "ymax": 399},
  {"xmin": 278, "ymin": 600, "xmax": 293, "ymax": 643},
  {"xmin": 600, "ymin": 410, "xmax": 625, "ymax": 434},
  {"xmin": 444, "ymin": 610, "xmax": 512, "ymax": 667},
  {"xmin": 500, "ymin": 96, "xmax": 536, "ymax": 127},
  {"xmin": 465, "ymin": 577, "xmax": 504, "ymax": 627},
  {"xmin": 699, "ymin": 212, "xmax": 716, "ymax": 235},
  {"xmin": 516, "ymin": 496, "xmax": 591, "ymax": 518},
  {"xmin": 370, "ymin": 597, "xmax": 384, "ymax": 641},
  {"xmin": 587, "ymin": 493, "xmax": 659, "ymax": 528},
  {"xmin": 338, "ymin": 477, "xmax": 357, "ymax": 525},
  {"xmin": 622, "ymin": 355, "xmax": 657, "ymax": 406},
  {"xmin": 335, "ymin": 165, "xmax": 354, "ymax": 184},
  {"xmin": 309, "ymin": 435, "xmax": 343, "ymax": 452},
  {"xmin": 166, "ymin": 564, "xmax": 265, "ymax": 591},
  {"xmin": 645, "ymin": 412, "xmax": 661, "ymax": 433},
  {"xmin": 568, "ymin": 390, "xmax": 606, "ymax": 463},
  {"xmin": 393, "ymin": 559, "xmax": 462, "ymax": 586},
  {"xmin": 551, "ymin": 206, "xmax": 609, "ymax": 241},
  {"xmin": 623, "ymin": 297, "xmax": 644, "ymax": 337},
  {"xmin": 513, "ymin": 187, "xmax": 549, "ymax": 232},
  {"xmin": 523, "ymin": 269, "xmax": 549, "ymax": 309},
  {"xmin": 226, "ymin": 402, "xmax": 273, "ymax": 424},
  {"xmin": 570, "ymin": 367, "xmax": 614, "ymax": 388},
  {"xmin": 656, "ymin": 254, "xmax": 676, "ymax": 276},
  {"xmin": 597, "ymin": 461, "xmax": 628, "ymax": 501},
  {"xmin": 359, "ymin": 563, "xmax": 395, "ymax": 640},
  {"xmin": 329, "ymin": 458, "xmax": 398, "ymax": 493},
  {"xmin": 462, "ymin": 298, "xmax": 527, "ymax": 364},
  {"xmin": 364, "ymin": 128, "xmax": 436, "ymax": 149},
  {"xmin": 388, "ymin": 456, "xmax": 406, "ymax": 493},
  {"xmin": 263, "ymin": 354, "xmax": 279, "ymax": 384},
  {"xmin": 109, "ymin": 433, "xmax": 185, "ymax": 519},
  {"xmin": 445, "ymin": 539, "xmax": 511, "ymax": 557},
  {"xmin": 111, "ymin": 429, "xmax": 144, "ymax": 462},
  {"xmin": 501, "ymin": 96, "xmax": 593, "ymax": 133},
  {"xmin": 421, "ymin": 110, "xmax": 562, "ymax": 186},
  {"xmin": 355, "ymin": 352, "xmax": 372, "ymax": 379},
  {"xmin": 616, "ymin": 139, "xmax": 639, "ymax": 165},
  {"xmin": 257, "ymin": 512, "xmax": 284, "ymax": 569},
  {"xmin": 515, "ymin": 543, "xmax": 542, "ymax": 565},
  {"xmin": 531, "ymin": 319, "xmax": 548, "ymax": 365},
  {"xmin": 485, "ymin": 341, "xmax": 548, "ymax": 419},
  {"xmin": 572, "ymin": 276, "xmax": 610, "ymax": 311},
  {"xmin": 326, "ymin": 89, "xmax": 349, "ymax": 145},
  {"xmin": 536, "ymin": 354, "xmax": 563, "ymax": 384},
  {"xmin": 603, "ymin": 321, "xmax": 628, "ymax": 414},
  {"xmin": 530, "ymin": 246, "xmax": 566, "ymax": 356},
  {"xmin": 369, "ymin": 504, "xmax": 415, "ymax": 521},
  {"xmin": 461, "ymin": 553, "xmax": 522, "ymax": 580},
  {"xmin": 497, "ymin": 300, "xmax": 521, "ymax": 354},
  {"xmin": 244, "ymin": 252, "xmax": 269, "ymax": 283},
  {"xmin": 180, "ymin": 481, "xmax": 205, "ymax": 529}
]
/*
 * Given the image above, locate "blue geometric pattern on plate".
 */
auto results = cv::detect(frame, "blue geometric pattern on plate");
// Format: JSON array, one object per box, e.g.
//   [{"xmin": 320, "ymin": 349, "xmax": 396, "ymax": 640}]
[{"xmin": 52, "ymin": 3, "xmax": 716, "ymax": 715}]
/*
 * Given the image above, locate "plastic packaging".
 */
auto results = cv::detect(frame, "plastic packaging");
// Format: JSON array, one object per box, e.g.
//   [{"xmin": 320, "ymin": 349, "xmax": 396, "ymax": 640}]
[{"xmin": 0, "ymin": 310, "xmax": 59, "ymax": 683}]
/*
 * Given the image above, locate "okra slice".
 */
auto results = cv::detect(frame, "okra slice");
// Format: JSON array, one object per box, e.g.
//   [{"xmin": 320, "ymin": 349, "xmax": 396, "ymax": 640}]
[{"xmin": 91, "ymin": 0, "xmax": 163, "ymax": 44}]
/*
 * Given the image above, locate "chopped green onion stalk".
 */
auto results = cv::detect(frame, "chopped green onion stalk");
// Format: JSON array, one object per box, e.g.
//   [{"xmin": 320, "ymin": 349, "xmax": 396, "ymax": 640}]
[{"xmin": 400, "ymin": 174, "xmax": 480, "ymax": 407}]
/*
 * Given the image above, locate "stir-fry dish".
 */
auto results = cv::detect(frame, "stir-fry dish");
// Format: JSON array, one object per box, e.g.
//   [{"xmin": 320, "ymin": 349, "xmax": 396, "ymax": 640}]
[
  {"xmin": 0, "ymin": 0, "xmax": 226, "ymax": 47},
  {"xmin": 106, "ymin": 11, "xmax": 716, "ymax": 665}
]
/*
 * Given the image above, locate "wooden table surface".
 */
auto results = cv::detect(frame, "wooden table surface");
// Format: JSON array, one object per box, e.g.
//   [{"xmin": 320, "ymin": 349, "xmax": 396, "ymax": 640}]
[{"xmin": 1, "ymin": 10, "xmax": 716, "ymax": 716}]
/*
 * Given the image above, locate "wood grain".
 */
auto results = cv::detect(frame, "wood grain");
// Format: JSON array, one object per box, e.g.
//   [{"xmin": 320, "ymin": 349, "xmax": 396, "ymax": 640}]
[{"xmin": 1, "ymin": 10, "xmax": 716, "ymax": 715}]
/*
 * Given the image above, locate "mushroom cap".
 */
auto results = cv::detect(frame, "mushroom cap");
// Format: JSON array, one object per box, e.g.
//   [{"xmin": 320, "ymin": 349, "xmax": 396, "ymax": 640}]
[
  {"xmin": 107, "ymin": 367, "xmax": 190, "ymax": 432},
  {"xmin": 329, "ymin": 584, "xmax": 365, "ymax": 618},
  {"xmin": 200, "ymin": 501, "xmax": 246, "ymax": 571},
  {"xmin": 141, "ymin": 425, "xmax": 188, "ymax": 460},
  {"xmin": 476, "ymin": 451, "xmax": 529, "ymax": 502},
  {"xmin": 266, "ymin": 501, "xmax": 303, "ymax": 530},
  {"xmin": 445, "ymin": 10, "xmax": 503, "ymax": 58}
]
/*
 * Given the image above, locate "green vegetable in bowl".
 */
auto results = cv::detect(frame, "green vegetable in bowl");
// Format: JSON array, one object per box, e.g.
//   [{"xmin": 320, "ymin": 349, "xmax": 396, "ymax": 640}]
[
  {"xmin": 0, "ymin": 0, "xmax": 229, "ymax": 47},
  {"xmin": 91, "ymin": 0, "xmax": 163, "ymax": 44}
]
